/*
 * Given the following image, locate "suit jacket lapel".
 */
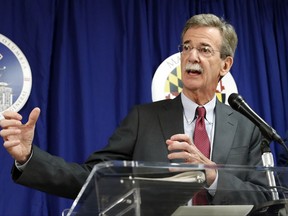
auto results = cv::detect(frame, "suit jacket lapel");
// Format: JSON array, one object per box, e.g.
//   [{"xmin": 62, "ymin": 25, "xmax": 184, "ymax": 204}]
[
  {"xmin": 158, "ymin": 96, "xmax": 185, "ymax": 163},
  {"xmin": 158, "ymin": 95, "xmax": 184, "ymax": 140},
  {"xmin": 212, "ymin": 101, "xmax": 238, "ymax": 164}
]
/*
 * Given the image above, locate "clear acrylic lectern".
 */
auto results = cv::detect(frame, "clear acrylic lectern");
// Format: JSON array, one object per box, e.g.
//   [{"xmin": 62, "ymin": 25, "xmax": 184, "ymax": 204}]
[{"xmin": 62, "ymin": 161, "xmax": 288, "ymax": 216}]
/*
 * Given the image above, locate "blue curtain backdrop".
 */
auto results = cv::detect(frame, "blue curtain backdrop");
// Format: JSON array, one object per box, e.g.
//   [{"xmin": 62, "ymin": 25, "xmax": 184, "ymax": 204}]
[{"xmin": 0, "ymin": 0, "xmax": 287, "ymax": 215}]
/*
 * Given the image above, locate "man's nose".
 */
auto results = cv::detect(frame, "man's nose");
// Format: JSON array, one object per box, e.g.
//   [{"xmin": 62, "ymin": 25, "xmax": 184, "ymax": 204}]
[{"xmin": 187, "ymin": 48, "xmax": 200, "ymax": 62}]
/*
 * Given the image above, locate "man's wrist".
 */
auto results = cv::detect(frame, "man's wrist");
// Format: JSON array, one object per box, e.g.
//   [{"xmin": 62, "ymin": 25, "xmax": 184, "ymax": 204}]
[{"xmin": 15, "ymin": 150, "xmax": 33, "ymax": 171}]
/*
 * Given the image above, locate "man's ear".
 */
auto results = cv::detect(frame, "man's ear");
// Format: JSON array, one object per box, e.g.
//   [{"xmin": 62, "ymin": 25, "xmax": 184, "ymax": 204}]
[{"xmin": 220, "ymin": 56, "xmax": 233, "ymax": 77}]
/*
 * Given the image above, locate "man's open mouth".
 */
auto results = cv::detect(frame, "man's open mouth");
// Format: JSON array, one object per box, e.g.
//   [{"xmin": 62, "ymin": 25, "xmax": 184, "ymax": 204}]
[{"xmin": 186, "ymin": 69, "xmax": 202, "ymax": 74}]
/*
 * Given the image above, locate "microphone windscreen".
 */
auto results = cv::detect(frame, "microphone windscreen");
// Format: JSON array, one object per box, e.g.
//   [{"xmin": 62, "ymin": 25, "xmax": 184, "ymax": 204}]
[{"xmin": 228, "ymin": 93, "xmax": 241, "ymax": 109}]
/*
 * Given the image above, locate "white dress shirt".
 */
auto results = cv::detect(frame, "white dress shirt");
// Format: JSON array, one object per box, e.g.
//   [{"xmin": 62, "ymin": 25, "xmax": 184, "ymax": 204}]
[{"xmin": 181, "ymin": 92, "xmax": 218, "ymax": 197}]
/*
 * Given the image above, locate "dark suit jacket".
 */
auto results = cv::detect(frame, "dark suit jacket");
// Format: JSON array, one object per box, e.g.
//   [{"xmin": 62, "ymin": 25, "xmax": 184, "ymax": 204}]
[{"xmin": 12, "ymin": 95, "xmax": 270, "ymax": 204}]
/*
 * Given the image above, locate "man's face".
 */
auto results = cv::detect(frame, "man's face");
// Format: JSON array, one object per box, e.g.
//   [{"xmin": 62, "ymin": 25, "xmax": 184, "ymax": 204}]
[{"xmin": 180, "ymin": 27, "xmax": 230, "ymax": 97}]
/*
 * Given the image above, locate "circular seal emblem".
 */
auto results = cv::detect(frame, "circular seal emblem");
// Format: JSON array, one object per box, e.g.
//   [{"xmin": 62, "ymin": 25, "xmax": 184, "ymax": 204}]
[
  {"xmin": 151, "ymin": 53, "xmax": 238, "ymax": 105},
  {"xmin": 0, "ymin": 34, "xmax": 32, "ymax": 115}
]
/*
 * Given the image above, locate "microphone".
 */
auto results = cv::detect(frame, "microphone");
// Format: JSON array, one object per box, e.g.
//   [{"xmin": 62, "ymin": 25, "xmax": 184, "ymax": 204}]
[{"xmin": 228, "ymin": 93, "xmax": 284, "ymax": 145}]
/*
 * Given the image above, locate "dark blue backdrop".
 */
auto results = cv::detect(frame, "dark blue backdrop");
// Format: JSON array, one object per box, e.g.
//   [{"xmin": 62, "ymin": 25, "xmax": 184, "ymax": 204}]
[{"xmin": 0, "ymin": 0, "xmax": 287, "ymax": 215}]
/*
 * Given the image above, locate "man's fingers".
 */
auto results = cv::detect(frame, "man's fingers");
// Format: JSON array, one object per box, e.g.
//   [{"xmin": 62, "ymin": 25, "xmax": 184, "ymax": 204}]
[
  {"xmin": 26, "ymin": 107, "xmax": 41, "ymax": 126},
  {"xmin": 0, "ymin": 128, "xmax": 21, "ymax": 138},
  {"xmin": 167, "ymin": 141, "xmax": 190, "ymax": 152},
  {"xmin": 0, "ymin": 119, "xmax": 22, "ymax": 128},
  {"xmin": 168, "ymin": 151, "xmax": 190, "ymax": 160},
  {"xmin": 169, "ymin": 134, "xmax": 193, "ymax": 146},
  {"xmin": 170, "ymin": 134, "xmax": 190, "ymax": 141},
  {"xmin": 0, "ymin": 110, "xmax": 23, "ymax": 128},
  {"xmin": 3, "ymin": 139, "xmax": 21, "ymax": 148},
  {"xmin": 2, "ymin": 110, "xmax": 22, "ymax": 121}
]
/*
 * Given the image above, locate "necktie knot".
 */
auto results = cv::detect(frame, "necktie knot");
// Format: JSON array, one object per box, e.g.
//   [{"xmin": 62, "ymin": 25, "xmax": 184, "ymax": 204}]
[{"xmin": 196, "ymin": 106, "xmax": 206, "ymax": 118}]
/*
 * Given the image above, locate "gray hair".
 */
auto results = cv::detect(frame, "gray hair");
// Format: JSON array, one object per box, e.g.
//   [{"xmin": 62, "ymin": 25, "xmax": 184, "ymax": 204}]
[{"xmin": 181, "ymin": 14, "xmax": 238, "ymax": 58}]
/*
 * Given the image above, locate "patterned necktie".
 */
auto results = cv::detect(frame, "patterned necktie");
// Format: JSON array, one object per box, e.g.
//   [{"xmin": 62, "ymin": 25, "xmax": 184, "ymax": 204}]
[
  {"xmin": 192, "ymin": 106, "xmax": 210, "ymax": 205},
  {"xmin": 193, "ymin": 106, "xmax": 210, "ymax": 158}
]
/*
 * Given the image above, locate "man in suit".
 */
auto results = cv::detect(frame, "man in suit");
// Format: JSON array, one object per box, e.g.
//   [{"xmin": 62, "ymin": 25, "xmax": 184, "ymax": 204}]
[{"xmin": 0, "ymin": 14, "xmax": 270, "ymax": 205}]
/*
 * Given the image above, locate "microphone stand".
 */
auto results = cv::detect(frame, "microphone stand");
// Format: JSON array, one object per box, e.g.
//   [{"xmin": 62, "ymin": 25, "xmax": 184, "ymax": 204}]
[
  {"xmin": 249, "ymin": 138, "xmax": 287, "ymax": 215},
  {"xmin": 260, "ymin": 138, "xmax": 279, "ymax": 201}
]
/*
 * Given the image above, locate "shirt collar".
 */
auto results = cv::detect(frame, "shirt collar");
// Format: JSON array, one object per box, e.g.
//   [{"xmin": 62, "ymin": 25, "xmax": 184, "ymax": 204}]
[{"xmin": 181, "ymin": 92, "xmax": 216, "ymax": 123}]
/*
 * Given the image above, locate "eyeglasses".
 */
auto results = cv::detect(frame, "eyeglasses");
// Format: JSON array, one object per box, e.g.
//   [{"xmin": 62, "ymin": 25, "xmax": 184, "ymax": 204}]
[{"xmin": 178, "ymin": 44, "xmax": 221, "ymax": 58}]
